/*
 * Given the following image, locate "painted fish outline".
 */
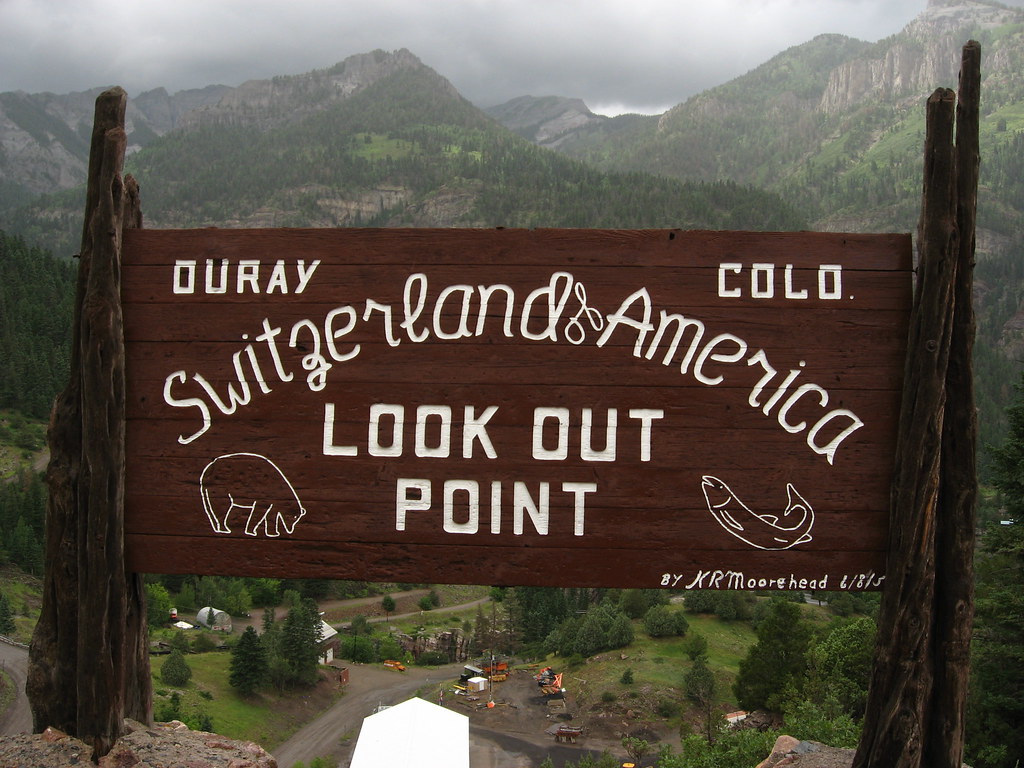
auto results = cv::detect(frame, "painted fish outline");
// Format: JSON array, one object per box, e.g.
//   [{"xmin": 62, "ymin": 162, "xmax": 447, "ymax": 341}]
[{"xmin": 700, "ymin": 475, "xmax": 814, "ymax": 551}]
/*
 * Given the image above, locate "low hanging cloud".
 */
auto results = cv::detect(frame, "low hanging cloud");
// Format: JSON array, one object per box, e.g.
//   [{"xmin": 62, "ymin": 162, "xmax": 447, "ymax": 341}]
[{"xmin": 0, "ymin": 0, "xmax": 1013, "ymax": 114}]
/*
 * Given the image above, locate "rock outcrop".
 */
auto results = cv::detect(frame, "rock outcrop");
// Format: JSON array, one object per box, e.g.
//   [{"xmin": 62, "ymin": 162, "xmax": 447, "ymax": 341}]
[
  {"xmin": 756, "ymin": 735, "xmax": 855, "ymax": 768},
  {"xmin": 0, "ymin": 720, "xmax": 277, "ymax": 768},
  {"xmin": 819, "ymin": 0, "xmax": 1022, "ymax": 113}
]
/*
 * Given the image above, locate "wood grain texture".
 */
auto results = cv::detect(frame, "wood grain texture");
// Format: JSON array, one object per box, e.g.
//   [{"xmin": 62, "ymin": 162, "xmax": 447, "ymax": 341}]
[
  {"xmin": 26, "ymin": 88, "xmax": 151, "ymax": 760},
  {"xmin": 854, "ymin": 51, "xmax": 979, "ymax": 767},
  {"xmin": 122, "ymin": 227, "xmax": 911, "ymax": 588}
]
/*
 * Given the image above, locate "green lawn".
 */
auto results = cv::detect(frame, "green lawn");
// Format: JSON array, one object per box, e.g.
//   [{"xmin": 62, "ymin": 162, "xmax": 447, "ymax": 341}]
[{"xmin": 151, "ymin": 651, "xmax": 338, "ymax": 749}]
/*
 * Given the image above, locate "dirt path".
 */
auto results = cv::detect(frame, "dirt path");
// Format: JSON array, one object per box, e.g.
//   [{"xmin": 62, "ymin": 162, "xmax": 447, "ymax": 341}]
[
  {"xmin": 235, "ymin": 589, "xmax": 489, "ymax": 634},
  {"xmin": 0, "ymin": 640, "xmax": 31, "ymax": 737},
  {"xmin": 273, "ymin": 663, "xmax": 632, "ymax": 768},
  {"xmin": 272, "ymin": 661, "xmax": 465, "ymax": 768}
]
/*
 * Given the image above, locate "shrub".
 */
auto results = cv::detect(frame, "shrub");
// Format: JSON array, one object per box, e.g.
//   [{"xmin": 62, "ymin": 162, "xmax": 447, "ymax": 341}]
[
  {"xmin": 682, "ymin": 632, "xmax": 709, "ymax": 660},
  {"xmin": 160, "ymin": 649, "xmax": 192, "ymax": 687},
  {"xmin": 191, "ymin": 632, "xmax": 216, "ymax": 653},
  {"xmin": 416, "ymin": 650, "xmax": 448, "ymax": 666},
  {"xmin": 644, "ymin": 605, "xmax": 688, "ymax": 637},
  {"xmin": 656, "ymin": 698, "xmax": 680, "ymax": 718}
]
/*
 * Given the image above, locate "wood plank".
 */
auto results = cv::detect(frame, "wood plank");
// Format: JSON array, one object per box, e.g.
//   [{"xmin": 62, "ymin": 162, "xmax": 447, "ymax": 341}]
[{"xmin": 122, "ymin": 227, "xmax": 911, "ymax": 588}]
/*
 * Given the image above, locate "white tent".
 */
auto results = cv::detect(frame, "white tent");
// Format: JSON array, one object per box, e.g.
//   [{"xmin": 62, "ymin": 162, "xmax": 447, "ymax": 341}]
[{"xmin": 350, "ymin": 697, "xmax": 468, "ymax": 768}]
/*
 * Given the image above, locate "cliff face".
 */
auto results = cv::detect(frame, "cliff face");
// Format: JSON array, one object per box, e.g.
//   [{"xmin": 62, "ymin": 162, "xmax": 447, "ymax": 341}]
[
  {"xmin": 0, "ymin": 721, "xmax": 277, "ymax": 768},
  {"xmin": 177, "ymin": 49, "xmax": 434, "ymax": 130},
  {"xmin": 0, "ymin": 85, "xmax": 227, "ymax": 204},
  {"xmin": 819, "ymin": 0, "xmax": 1022, "ymax": 113}
]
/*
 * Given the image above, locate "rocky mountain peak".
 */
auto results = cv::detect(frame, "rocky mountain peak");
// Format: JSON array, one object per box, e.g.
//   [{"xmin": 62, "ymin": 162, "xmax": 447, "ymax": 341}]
[
  {"xmin": 484, "ymin": 95, "xmax": 607, "ymax": 148},
  {"xmin": 177, "ymin": 48, "xmax": 432, "ymax": 131}
]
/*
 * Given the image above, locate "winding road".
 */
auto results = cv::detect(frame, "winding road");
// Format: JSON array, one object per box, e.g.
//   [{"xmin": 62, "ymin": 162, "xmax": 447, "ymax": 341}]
[{"xmin": 0, "ymin": 639, "xmax": 31, "ymax": 737}]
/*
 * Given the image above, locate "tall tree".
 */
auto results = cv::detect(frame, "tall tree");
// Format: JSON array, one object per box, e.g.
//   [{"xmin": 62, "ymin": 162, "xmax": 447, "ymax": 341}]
[
  {"xmin": 144, "ymin": 583, "xmax": 173, "ymax": 628},
  {"xmin": 229, "ymin": 626, "xmax": 267, "ymax": 696},
  {"xmin": 0, "ymin": 593, "xmax": 15, "ymax": 635},
  {"xmin": 282, "ymin": 598, "xmax": 323, "ymax": 687},
  {"xmin": 966, "ymin": 376, "xmax": 1024, "ymax": 768},
  {"xmin": 685, "ymin": 654, "xmax": 718, "ymax": 744},
  {"xmin": 965, "ymin": 523, "xmax": 1024, "ymax": 768},
  {"xmin": 733, "ymin": 598, "xmax": 812, "ymax": 712}
]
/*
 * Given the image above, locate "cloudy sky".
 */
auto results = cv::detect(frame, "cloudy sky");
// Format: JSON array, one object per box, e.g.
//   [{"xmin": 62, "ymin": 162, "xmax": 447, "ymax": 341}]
[{"xmin": 0, "ymin": 0, "xmax": 1015, "ymax": 115}]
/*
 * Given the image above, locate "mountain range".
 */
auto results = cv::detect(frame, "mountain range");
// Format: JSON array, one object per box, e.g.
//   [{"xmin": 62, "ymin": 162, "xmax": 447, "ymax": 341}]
[{"xmin": 1, "ymin": 0, "xmax": 1023, "ymax": 459}]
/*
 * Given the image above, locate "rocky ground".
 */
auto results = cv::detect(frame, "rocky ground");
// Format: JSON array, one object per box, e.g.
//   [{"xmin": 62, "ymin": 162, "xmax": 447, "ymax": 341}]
[{"xmin": 0, "ymin": 720, "xmax": 278, "ymax": 768}]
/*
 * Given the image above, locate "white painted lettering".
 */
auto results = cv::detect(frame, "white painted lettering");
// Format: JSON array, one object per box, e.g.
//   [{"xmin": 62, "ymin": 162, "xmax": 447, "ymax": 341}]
[
  {"xmin": 163, "ymin": 371, "xmax": 212, "ymax": 444},
  {"xmin": 463, "ymin": 405, "xmax": 498, "ymax": 459},
  {"xmin": 395, "ymin": 478, "xmax": 431, "ymax": 531},
  {"xmin": 369, "ymin": 404, "xmax": 404, "ymax": 457},
  {"xmin": 236, "ymin": 260, "xmax": 260, "ymax": 293},
  {"xmin": 266, "ymin": 260, "xmax": 288, "ymax": 294},
  {"xmin": 322, "ymin": 403, "xmax": 358, "ymax": 456},
  {"xmin": 173, "ymin": 260, "xmax": 196, "ymax": 294},
  {"xmin": 415, "ymin": 405, "xmax": 452, "ymax": 458}
]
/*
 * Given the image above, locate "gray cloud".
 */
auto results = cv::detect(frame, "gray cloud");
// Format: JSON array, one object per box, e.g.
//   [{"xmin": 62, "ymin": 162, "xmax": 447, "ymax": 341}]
[{"xmin": 0, "ymin": 1, "xmax": 1008, "ymax": 114}]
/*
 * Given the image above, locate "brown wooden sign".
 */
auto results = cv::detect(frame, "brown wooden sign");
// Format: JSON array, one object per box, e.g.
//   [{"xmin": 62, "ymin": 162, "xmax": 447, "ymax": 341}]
[{"xmin": 122, "ymin": 228, "xmax": 911, "ymax": 589}]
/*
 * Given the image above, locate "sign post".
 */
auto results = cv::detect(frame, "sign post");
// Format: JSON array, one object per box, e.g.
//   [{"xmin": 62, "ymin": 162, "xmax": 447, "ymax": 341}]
[
  {"xmin": 27, "ymin": 87, "xmax": 151, "ymax": 760},
  {"xmin": 852, "ymin": 41, "xmax": 980, "ymax": 768}
]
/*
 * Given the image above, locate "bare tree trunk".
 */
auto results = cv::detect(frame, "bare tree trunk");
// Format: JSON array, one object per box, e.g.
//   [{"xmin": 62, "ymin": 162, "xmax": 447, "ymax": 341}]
[
  {"xmin": 26, "ymin": 86, "xmax": 151, "ymax": 762},
  {"xmin": 926, "ymin": 39, "xmax": 980, "ymax": 768},
  {"xmin": 855, "ymin": 41, "xmax": 980, "ymax": 768}
]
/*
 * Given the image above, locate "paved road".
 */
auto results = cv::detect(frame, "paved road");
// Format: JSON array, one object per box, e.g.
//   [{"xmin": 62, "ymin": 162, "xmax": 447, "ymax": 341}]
[{"xmin": 0, "ymin": 639, "xmax": 31, "ymax": 737}]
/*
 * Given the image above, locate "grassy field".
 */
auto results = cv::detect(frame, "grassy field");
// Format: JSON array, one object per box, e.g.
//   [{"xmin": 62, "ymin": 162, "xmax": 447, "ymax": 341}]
[
  {"xmin": 0, "ymin": 565, "xmax": 42, "ymax": 644},
  {"xmin": 151, "ymin": 650, "xmax": 340, "ymax": 749},
  {"xmin": 556, "ymin": 608, "xmax": 759, "ymax": 719}
]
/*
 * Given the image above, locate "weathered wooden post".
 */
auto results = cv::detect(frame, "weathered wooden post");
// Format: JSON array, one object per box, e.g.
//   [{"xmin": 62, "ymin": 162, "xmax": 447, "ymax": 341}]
[
  {"xmin": 853, "ymin": 41, "xmax": 980, "ymax": 768},
  {"xmin": 26, "ymin": 86, "xmax": 151, "ymax": 761}
]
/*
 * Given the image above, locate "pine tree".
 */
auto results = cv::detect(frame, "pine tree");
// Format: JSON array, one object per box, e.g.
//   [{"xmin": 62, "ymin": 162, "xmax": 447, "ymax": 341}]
[
  {"xmin": 282, "ymin": 598, "xmax": 322, "ymax": 687},
  {"xmin": 229, "ymin": 626, "xmax": 267, "ymax": 696},
  {"xmin": 0, "ymin": 593, "xmax": 15, "ymax": 635},
  {"xmin": 733, "ymin": 598, "xmax": 811, "ymax": 712},
  {"xmin": 685, "ymin": 655, "xmax": 718, "ymax": 744},
  {"xmin": 966, "ymin": 374, "xmax": 1024, "ymax": 768}
]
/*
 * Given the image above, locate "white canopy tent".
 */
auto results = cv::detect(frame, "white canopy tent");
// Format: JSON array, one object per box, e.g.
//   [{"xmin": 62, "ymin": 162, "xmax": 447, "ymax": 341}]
[{"xmin": 350, "ymin": 696, "xmax": 469, "ymax": 768}]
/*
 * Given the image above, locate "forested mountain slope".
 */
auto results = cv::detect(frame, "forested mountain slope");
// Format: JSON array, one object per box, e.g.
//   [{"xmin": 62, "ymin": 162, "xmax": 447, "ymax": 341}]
[
  {"xmin": 507, "ymin": 0, "xmax": 1024, "ymax": 453},
  {"xmin": 6, "ymin": 50, "xmax": 805, "ymax": 259}
]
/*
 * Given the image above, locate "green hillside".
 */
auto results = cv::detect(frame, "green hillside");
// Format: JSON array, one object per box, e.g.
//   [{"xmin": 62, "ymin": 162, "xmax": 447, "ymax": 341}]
[
  {"xmin": 7, "ymin": 60, "xmax": 805, "ymax": 258},
  {"xmin": 547, "ymin": 7, "xmax": 1024, "ymax": 462}
]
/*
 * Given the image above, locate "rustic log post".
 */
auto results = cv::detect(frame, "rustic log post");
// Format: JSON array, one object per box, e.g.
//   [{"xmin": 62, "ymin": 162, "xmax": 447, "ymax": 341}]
[
  {"xmin": 926, "ymin": 39, "xmax": 980, "ymax": 768},
  {"xmin": 854, "ymin": 41, "xmax": 980, "ymax": 768},
  {"xmin": 27, "ymin": 86, "xmax": 151, "ymax": 761}
]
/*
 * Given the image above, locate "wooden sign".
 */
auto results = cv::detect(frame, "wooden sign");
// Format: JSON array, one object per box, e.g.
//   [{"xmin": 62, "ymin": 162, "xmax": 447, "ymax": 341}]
[{"xmin": 122, "ymin": 228, "xmax": 911, "ymax": 589}]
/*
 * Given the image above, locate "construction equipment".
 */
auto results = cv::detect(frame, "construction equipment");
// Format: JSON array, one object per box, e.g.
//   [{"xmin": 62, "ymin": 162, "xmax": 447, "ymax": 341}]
[{"xmin": 383, "ymin": 659, "xmax": 406, "ymax": 671}]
